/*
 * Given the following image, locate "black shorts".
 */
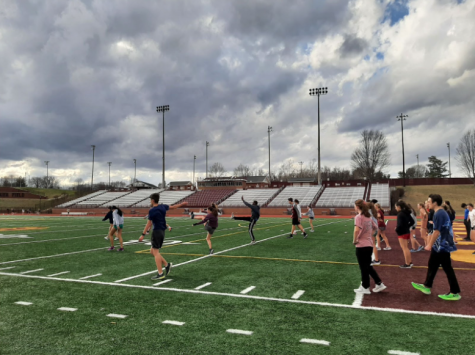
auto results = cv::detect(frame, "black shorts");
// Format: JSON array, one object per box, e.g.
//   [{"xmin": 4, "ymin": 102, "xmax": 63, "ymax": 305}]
[
  {"xmin": 205, "ymin": 225, "xmax": 216, "ymax": 235},
  {"xmin": 151, "ymin": 229, "xmax": 165, "ymax": 249},
  {"xmin": 292, "ymin": 218, "xmax": 300, "ymax": 226}
]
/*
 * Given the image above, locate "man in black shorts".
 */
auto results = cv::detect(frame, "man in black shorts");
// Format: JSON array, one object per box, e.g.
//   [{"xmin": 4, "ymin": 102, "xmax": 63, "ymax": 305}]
[
  {"xmin": 287, "ymin": 198, "xmax": 308, "ymax": 239},
  {"xmin": 140, "ymin": 193, "xmax": 188, "ymax": 280},
  {"xmin": 232, "ymin": 196, "xmax": 260, "ymax": 244}
]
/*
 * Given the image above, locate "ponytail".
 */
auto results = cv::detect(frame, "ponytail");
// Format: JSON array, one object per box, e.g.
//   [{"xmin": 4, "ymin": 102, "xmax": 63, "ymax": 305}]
[{"xmin": 354, "ymin": 199, "xmax": 370, "ymax": 218}]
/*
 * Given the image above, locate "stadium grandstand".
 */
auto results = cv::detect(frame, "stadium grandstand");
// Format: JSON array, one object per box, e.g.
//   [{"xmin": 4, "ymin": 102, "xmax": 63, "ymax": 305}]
[
  {"xmin": 132, "ymin": 190, "xmax": 195, "ymax": 207},
  {"xmin": 102, "ymin": 189, "xmax": 164, "ymax": 207},
  {"xmin": 368, "ymin": 183, "xmax": 390, "ymax": 208},
  {"xmin": 315, "ymin": 186, "xmax": 365, "ymax": 208},
  {"xmin": 74, "ymin": 191, "xmax": 132, "ymax": 207},
  {"xmin": 56, "ymin": 190, "xmax": 107, "ymax": 208},
  {"xmin": 268, "ymin": 185, "xmax": 322, "ymax": 207},
  {"xmin": 179, "ymin": 189, "xmax": 236, "ymax": 207},
  {"xmin": 220, "ymin": 188, "xmax": 280, "ymax": 207}
]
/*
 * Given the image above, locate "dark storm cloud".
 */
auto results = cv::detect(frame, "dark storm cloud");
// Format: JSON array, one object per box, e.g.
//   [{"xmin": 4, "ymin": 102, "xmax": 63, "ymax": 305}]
[{"xmin": 339, "ymin": 35, "xmax": 368, "ymax": 57}]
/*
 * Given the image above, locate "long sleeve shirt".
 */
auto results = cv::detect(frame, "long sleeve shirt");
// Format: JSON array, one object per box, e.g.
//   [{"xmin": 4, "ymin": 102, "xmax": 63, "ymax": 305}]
[
  {"xmin": 102, "ymin": 211, "xmax": 113, "ymax": 223},
  {"xmin": 395, "ymin": 211, "xmax": 414, "ymax": 236},
  {"xmin": 242, "ymin": 199, "xmax": 260, "ymax": 220},
  {"xmin": 194, "ymin": 213, "xmax": 218, "ymax": 229}
]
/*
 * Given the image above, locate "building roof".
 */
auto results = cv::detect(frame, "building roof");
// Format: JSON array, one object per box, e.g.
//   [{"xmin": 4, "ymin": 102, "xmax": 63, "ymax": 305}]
[
  {"xmin": 169, "ymin": 181, "xmax": 193, "ymax": 186},
  {"xmin": 244, "ymin": 176, "xmax": 269, "ymax": 183},
  {"xmin": 127, "ymin": 180, "xmax": 157, "ymax": 188},
  {"xmin": 288, "ymin": 177, "xmax": 317, "ymax": 183}
]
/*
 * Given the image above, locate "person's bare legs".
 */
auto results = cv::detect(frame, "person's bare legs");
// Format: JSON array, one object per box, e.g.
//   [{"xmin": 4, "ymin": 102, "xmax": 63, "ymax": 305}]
[
  {"xmin": 117, "ymin": 228, "xmax": 123, "ymax": 248},
  {"xmin": 309, "ymin": 219, "xmax": 314, "ymax": 230},
  {"xmin": 398, "ymin": 238, "xmax": 412, "ymax": 265},
  {"xmin": 206, "ymin": 233, "xmax": 212, "ymax": 249},
  {"xmin": 411, "ymin": 230, "xmax": 421, "ymax": 250},
  {"xmin": 420, "ymin": 228, "xmax": 427, "ymax": 246},
  {"xmin": 373, "ymin": 235, "xmax": 380, "ymax": 261},
  {"xmin": 108, "ymin": 228, "xmax": 116, "ymax": 247},
  {"xmin": 298, "ymin": 224, "xmax": 306, "ymax": 233},
  {"xmin": 290, "ymin": 225, "xmax": 296, "ymax": 234},
  {"xmin": 151, "ymin": 248, "xmax": 167, "ymax": 273},
  {"xmin": 380, "ymin": 230, "xmax": 391, "ymax": 248}
]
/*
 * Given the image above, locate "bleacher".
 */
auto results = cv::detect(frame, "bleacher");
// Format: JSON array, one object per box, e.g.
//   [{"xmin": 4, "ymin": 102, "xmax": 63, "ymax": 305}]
[
  {"xmin": 75, "ymin": 191, "xmax": 132, "ymax": 207},
  {"xmin": 56, "ymin": 190, "xmax": 107, "ymax": 208},
  {"xmin": 369, "ymin": 183, "xmax": 390, "ymax": 208},
  {"xmin": 102, "ymin": 189, "xmax": 164, "ymax": 207},
  {"xmin": 180, "ymin": 189, "xmax": 236, "ymax": 207},
  {"xmin": 220, "ymin": 189, "xmax": 279, "ymax": 207},
  {"xmin": 315, "ymin": 187, "xmax": 365, "ymax": 208},
  {"xmin": 268, "ymin": 186, "xmax": 322, "ymax": 207},
  {"xmin": 132, "ymin": 190, "xmax": 195, "ymax": 207}
]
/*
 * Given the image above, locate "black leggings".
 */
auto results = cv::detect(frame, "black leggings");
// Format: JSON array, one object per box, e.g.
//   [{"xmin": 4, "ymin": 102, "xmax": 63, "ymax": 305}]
[
  {"xmin": 464, "ymin": 219, "xmax": 471, "ymax": 239},
  {"xmin": 355, "ymin": 247, "xmax": 382, "ymax": 289},
  {"xmin": 424, "ymin": 250, "xmax": 460, "ymax": 294},
  {"xmin": 234, "ymin": 217, "xmax": 257, "ymax": 241}
]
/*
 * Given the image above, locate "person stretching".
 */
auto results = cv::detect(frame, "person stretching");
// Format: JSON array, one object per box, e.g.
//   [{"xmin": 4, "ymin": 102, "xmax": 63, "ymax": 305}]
[
  {"xmin": 303, "ymin": 206, "xmax": 315, "ymax": 232},
  {"xmin": 286, "ymin": 198, "xmax": 308, "ymax": 239},
  {"xmin": 232, "ymin": 196, "xmax": 260, "ymax": 244},
  {"xmin": 108, "ymin": 206, "xmax": 124, "ymax": 251},
  {"xmin": 193, "ymin": 204, "xmax": 219, "ymax": 254},
  {"xmin": 395, "ymin": 200, "xmax": 416, "ymax": 268},
  {"xmin": 103, "ymin": 207, "xmax": 118, "ymax": 241}
]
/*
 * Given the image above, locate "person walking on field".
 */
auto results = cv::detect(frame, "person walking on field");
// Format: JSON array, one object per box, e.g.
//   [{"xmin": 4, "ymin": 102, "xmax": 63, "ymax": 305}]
[
  {"xmin": 375, "ymin": 203, "xmax": 391, "ymax": 250},
  {"xmin": 467, "ymin": 204, "xmax": 475, "ymax": 253},
  {"xmin": 139, "ymin": 193, "xmax": 188, "ymax": 280},
  {"xmin": 231, "ymin": 196, "xmax": 260, "ymax": 244},
  {"xmin": 286, "ymin": 198, "xmax": 308, "ymax": 239},
  {"xmin": 408, "ymin": 204, "xmax": 424, "ymax": 253},
  {"xmin": 412, "ymin": 194, "xmax": 461, "ymax": 301},
  {"xmin": 367, "ymin": 202, "xmax": 381, "ymax": 265},
  {"xmin": 353, "ymin": 199, "xmax": 386, "ymax": 294},
  {"xmin": 395, "ymin": 200, "xmax": 416, "ymax": 268},
  {"xmin": 193, "ymin": 204, "xmax": 219, "ymax": 254},
  {"xmin": 462, "ymin": 203, "xmax": 471, "ymax": 241},
  {"xmin": 418, "ymin": 203, "xmax": 428, "ymax": 246}
]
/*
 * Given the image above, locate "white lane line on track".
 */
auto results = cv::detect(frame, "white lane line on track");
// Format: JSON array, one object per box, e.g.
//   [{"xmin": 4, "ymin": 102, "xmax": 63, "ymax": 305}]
[
  {"xmin": 352, "ymin": 292, "xmax": 364, "ymax": 307},
  {"xmin": 47, "ymin": 271, "xmax": 70, "ymax": 277},
  {"xmin": 226, "ymin": 329, "xmax": 253, "ymax": 336},
  {"xmin": 79, "ymin": 273, "xmax": 102, "ymax": 280},
  {"xmin": 388, "ymin": 351, "xmax": 420, "ymax": 355},
  {"xmin": 57, "ymin": 307, "xmax": 77, "ymax": 312},
  {"xmin": 2, "ymin": 271, "xmax": 473, "ymax": 320},
  {"xmin": 153, "ymin": 279, "xmax": 173, "ymax": 286},
  {"xmin": 300, "ymin": 338, "xmax": 330, "ymax": 346},
  {"xmin": 20, "ymin": 268, "xmax": 44, "ymax": 274},
  {"xmin": 240, "ymin": 286, "xmax": 256, "ymax": 294},
  {"xmin": 291, "ymin": 290, "xmax": 305, "ymax": 299},
  {"xmin": 15, "ymin": 301, "xmax": 32, "ymax": 306},
  {"xmin": 107, "ymin": 313, "xmax": 127, "ymax": 319},
  {"xmin": 162, "ymin": 320, "xmax": 185, "ymax": 326},
  {"xmin": 195, "ymin": 282, "xmax": 212, "ymax": 290}
]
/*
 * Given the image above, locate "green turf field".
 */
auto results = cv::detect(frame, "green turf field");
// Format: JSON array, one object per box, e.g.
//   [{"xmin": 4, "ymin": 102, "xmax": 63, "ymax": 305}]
[{"xmin": 1, "ymin": 216, "xmax": 474, "ymax": 355}]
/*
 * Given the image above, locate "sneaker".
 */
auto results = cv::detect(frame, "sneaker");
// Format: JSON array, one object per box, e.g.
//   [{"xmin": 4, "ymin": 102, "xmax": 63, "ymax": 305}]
[
  {"xmin": 293, "ymin": 230, "xmax": 298, "ymax": 235},
  {"xmin": 376, "ymin": 247, "xmax": 381, "ymax": 251},
  {"xmin": 383, "ymin": 247, "xmax": 392, "ymax": 251},
  {"xmin": 231, "ymin": 213, "xmax": 235, "ymax": 220},
  {"xmin": 303, "ymin": 233, "xmax": 308, "ymax": 239},
  {"xmin": 104, "ymin": 236, "xmax": 109, "ymax": 240},
  {"xmin": 107, "ymin": 246, "xmax": 115, "ymax": 251},
  {"xmin": 416, "ymin": 245, "xmax": 424, "ymax": 252},
  {"xmin": 400, "ymin": 264, "xmax": 412, "ymax": 269},
  {"xmin": 287, "ymin": 235, "xmax": 293, "ymax": 239},
  {"xmin": 310, "ymin": 229, "xmax": 314, "ymax": 232},
  {"xmin": 373, "ymin": 283, "xmax": 387, "ymax": 293},
  {"xmin": 209, "ymin": 249, "xmax": 214, "ymax": 255},
  {"xmin": 151, "ymin": 273, "xmax": 166, "ymax": 280},
  {"xmin": 410, "ymin": 249, "xmax": 416, "ymax": 253},
  {"xmin": 371, "ymin": 260, "xmax": 381, "ymax": 265},
  {"xmin": 250, "ymin": 240, "xmax": 256, "ymax": 245},
  {"xmin": 412, "ymin": 282, "xmax": 431, "ymax": 294},
  {"xmin": 118, "ymin": 248, "xmax": 124, "ymax": 252},
  {"xmin": 354, "ymin": 285, "xmax": 371, "ymax": 294},
  {"xmin": 165, "ymin": 262, "xmax": 172, "ymax": 276},
  {"xmin": 438, "ymin": 293, "xmax": 461, "ymax": 301},
  {"xmin": 114, "ymin": 237, "xmax": 119, "ymax": 241},
  {"xmin": 190, "ymin": 212, "xmax": 194, "ymax": 219}
]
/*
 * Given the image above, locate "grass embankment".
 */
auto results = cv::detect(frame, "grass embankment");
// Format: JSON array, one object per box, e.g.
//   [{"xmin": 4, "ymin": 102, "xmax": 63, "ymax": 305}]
[
  {"xmin": 402, "ymin": 184, "xmax": 475, "ymax": 215},
  {"xmin": 18, "ymin": 188, "xmax": 76, "ymax": 199},
  {"xmin": 0, "ymin": 188, "xmax": 77, "ymax": 209}
]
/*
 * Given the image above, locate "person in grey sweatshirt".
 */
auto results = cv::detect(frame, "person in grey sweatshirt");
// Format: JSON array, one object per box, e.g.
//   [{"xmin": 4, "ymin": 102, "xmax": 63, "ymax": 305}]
[{"xmin": 231, "ymin": 196, "xmax": 260, "ymax": 244}]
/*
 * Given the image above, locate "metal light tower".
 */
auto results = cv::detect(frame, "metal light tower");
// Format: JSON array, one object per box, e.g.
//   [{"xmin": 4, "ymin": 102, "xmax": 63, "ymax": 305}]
[
  {"xmin": 447, "ymin": 143, "xmax": 451, "ymax": 178},
  {"xmin": 309, "ymin": 87, "xmax": 328, "ymax": 185},
  {"xmin": 299, "ymin": 161, "xmax": 304, "ymax": 177},
  {"xmin": 91, "ymin": 145, "xmax": 96, "ymax": 191},
  {"xmin": 396, "ymin": 113, "xmax": 408, "ymax": 187},
  {"xmin": 156, "ymin": 105, "xmax": 169, "ymax": 188},
  {"xmin": 193, "ymin": 155, "xmax": 196, "ymax": 189},
  {"xmin": 206, "ymin": 141, "xmax": 209, "ymax": 178},
  {"xmin": 268, "ymin": 126, "xmax": 272, "ymax": 181},
  {"xmin": 133, "ymin": 159, "xmax": 137, "ymax": 184},
  {"xmin": 44, "ymin": 161, "xmax": 49, "ymax": 188},
  {"xmin": 107, "ymin": 162, "xmax": 112, "ymax": 188},
  {"xmin": 416, "ymin": 154, "xmax": 419, "ymax": 178}
]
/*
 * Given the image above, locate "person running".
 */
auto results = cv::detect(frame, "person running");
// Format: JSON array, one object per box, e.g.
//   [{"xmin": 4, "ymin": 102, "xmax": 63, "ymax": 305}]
[
  {"xmin": 367, "ymin": 202, "xmax": 381, "ymax": 265},
  {"xmin": 286, "ymin": 198, "xmax": 308, "ymax": 239},
  {"xmin": 395, "ymin": 200, "xmax": 415, "ymax": 268},
  {"xmin": 302, "ymin": 206, "xmax": 315, "ymax": 232},
  {"xmin": 374, "ymin": 203, "xmax": 391, "ymax": 250},
  {"xmin": 103, "ymin": 207, "xmax": 118, "ymax": 240},
  {"xmin": 418, "ymin": 202, "xmax": 428, "ymax": 246},
  {"xmin": 353, "ymin": 199, "xmax": 386, "ymax": 294},
  {"xmin": 408, "ymin": 204, "xmax": 424, "ymax": 253},
  {"xmin": 139, "ymin": 193, "xmax": 188, "ymax": 280},
  {"xmin": 412, "ymin": 194, "xmax": 461, "ymax": 301},
  {"xmin": 108, "ymin": 206, "xmax": 124, "ymax": 251},
  {"xmin": 193, "ymin": 204, "xmax": 219, "ymax": 254},
  {"xmin": 231, "ymin": 196, "xmax": 260, "ymax": 244}
]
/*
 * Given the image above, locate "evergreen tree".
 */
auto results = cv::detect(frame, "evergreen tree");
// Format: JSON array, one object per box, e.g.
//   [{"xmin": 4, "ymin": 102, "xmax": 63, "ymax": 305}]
[{"xmin": 425, "ymin": 156, "xmax": 449, "ymax": 178}]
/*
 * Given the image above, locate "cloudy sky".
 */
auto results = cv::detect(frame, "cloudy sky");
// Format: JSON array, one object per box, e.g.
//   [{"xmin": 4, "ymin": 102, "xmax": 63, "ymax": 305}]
[{"xmin": 1, "ymin": 0, "xmax": 474, "ymax": 187}]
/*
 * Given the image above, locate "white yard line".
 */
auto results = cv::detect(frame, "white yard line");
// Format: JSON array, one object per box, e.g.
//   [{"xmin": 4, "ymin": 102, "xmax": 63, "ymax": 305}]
[
  {"xmin": 352, "ymin": 293, "xmax": 364, "ymax": 307},
  {"xmin": 47, "ymin": 271, "xmax": 70, "ymax": 277},
  {"xmin": 57, "ymin": 307, "xmax": 77, "ymax": 312},
  {"xmin": 300, "ymin": 338, "xmax": 330, "ymax": 346},
  {"xmin": 195, "ymin": 282, "xmax": 212, "ymax": 290},
  {"xmin": 226, "ymin": 329, "xmax": 253, "ymax": 336},
  {"xmin": 2, "ymin": 271, "xmax": 472, "ymax": 320},
  {"xmin": 79, "ymin": 273, "xmax": 102, "ymax": 280},
  {"xmin": 162, "ymin": 320, "xmax": 185, "ymax": 326},
  {"xmin": 15, "ymin": 301, "xmax": 32, "ymax": 306},
  {"xmin": 0, "ymin": 247, "xmax": 107, "ymax": 265},
  {"xmin": 153, "ymin": 279, "xmax": 173, "ymax": 286},
  {"xmin": 20, "ymin": 268, "xmax": 44, "ymax": 274},
  {"xmin": 107, "ymin": 313, "xmax": 127, "ymax": 319},
  {"xmin": 388, "ymin": 351, "xmax": 420, "ymax": 355},
  {"xmin": 291, "ymin": 290, "xmax": 305, "ymax": 300},
  {"xmin": 0, "ymin": 266, "xmax": 15, "ymax": 270},
  {"xmin": 240, "ymin": 286, "xmax": 256, "ymax": 294}
]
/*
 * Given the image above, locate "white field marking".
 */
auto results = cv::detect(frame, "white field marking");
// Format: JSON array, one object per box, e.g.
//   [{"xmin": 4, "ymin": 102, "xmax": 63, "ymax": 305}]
[
  {"xmin": 352, "ymin": 292, "xmax": 364, "ymax": 307},
  {"xmin": 181, "ymin": 242, "xmax": 201, "ymax": 245},
  {"xmin": 79, "ymin": 273, "xmax": 102, "ymax": 280},
  {"xmin": 226, "ymin": 329, "xmax": 253, "ymax": 336},
  {"xmin": 0, "ymin": 235, "xmax": 33, "ymax": 239},
  {"xmin": 15, "ymin": 301, "xmax": 32, "ymax": 306},
  {"xmin": 0, "ymin": 266, "xmax": 15, "ymax": 270},
  {"xmin": 107, "ymin": 313, "xmax": 128, "ymax": 319},
  {"xmin": 20, "ymin": 268, "xmax": 44, "ymax": 274},
  {"xmin": 113, "ymin": 220, "xmax": 347, "ymax": 283},
  {"xmin": 57, "ymin": 307, "xmax": 77, "ymax": 312},
  {"xmin": 162, "ymin": 320, "xmax": 185, "ymax": 326},
  {"xmin": 388, "ymin": 351, "xmax": 420, "ymax": 355},
  {"xmin": 195, "ymin": 282, "xmax": 212, "ymax": 290},
  {"xmin": 300, "ymin": 338, "xmax": 330, "ymax": 346},
  {"xmin": 47, "ymin": 271, "xmax": 70, "ymax": 277},
  {"xmin": 153, "ymin": 279, "xmax": 173, "ymax": 286},
  {"xmin": 4, "ymin": 272, "xmax": 473, "ymax": 320},
  {"xmin": 240, "ymin": 286, "xmax": 256, "ymax": 294},
  {"xmin": 291, "ymin": 290, "xmax": 305, "ymax": 299},
  {"xmin": 0, "ymin": 246, "xmax": 107, "ymax": 265}
]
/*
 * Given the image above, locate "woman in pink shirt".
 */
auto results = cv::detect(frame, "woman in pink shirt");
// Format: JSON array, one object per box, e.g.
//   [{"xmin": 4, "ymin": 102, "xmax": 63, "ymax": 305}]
[{"xmin": 353, "ymin": 199, "xmax": 387, "ymax": 294}]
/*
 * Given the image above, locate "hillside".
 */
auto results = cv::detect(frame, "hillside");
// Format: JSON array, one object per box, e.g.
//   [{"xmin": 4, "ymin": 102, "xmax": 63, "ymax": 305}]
[
  {"xmin": 401, "ymin": 184, "xmax": 475, "ymax": 216},
  {"xmin": 18, "ymin": 188, "xmax": 76, "ymax": 199}
]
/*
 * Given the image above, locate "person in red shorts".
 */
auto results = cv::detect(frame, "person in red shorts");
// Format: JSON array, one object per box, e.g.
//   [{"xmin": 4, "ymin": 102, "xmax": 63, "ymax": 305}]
[{"xmin": 395, "ymin": 200, "xmax": 416, "ymax": 268}]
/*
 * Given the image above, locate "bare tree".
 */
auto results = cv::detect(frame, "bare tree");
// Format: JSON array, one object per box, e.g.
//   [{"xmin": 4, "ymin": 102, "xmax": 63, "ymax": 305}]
[
  {"xmin": 456, "ymin": 129, "xmax": 475, "ymax": 185},
  {"xmin": 209, "ymin": 162, "xmax": 226, "ymax": 177},
  {"xmin": 351, "ymin": 130, "xmax": 390, "ymax": 182},
  {"xmin": 29, "ymin": 177, "xmax": 42, "ymax": 188},
  {"xmin": 234, "ymin": 164, "xmax": 252, "ymax": 177}
]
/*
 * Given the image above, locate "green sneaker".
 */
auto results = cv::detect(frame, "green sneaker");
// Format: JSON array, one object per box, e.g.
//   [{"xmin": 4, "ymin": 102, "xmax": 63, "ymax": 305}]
[
  {"xmin": 411, "ymin": 282, "xmax": 431, "ymax": 295},
  {"xmin": 438, "ymin": 293, "xmax": 461, "ymax": 301}
]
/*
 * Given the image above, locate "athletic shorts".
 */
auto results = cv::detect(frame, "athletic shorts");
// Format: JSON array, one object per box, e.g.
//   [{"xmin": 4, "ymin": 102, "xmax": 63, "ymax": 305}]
[
  {"xmin": 398, "ymin": 233, "xmax": 410, "ymax": 240},
  {"xmin": 205, "ymin": 225, "xmax": 217, "ymax": 235},
  {"xmin": 113, "ymin": 224, "xmax": 123, "ymax": 230},
  {"xmin": 378, "ymin": 226, "xmax": 386, "ymax": 231},
  {"xmin": 309, "ymin": 217, "xmax": 314, "ymax": 220},
  {"xmin": 151, "ymin": 229, "xmax": 165, "ymax": 249},
  {"xmin": 292, "ymin": 218, "xmax": 300, "ymax": 226}
]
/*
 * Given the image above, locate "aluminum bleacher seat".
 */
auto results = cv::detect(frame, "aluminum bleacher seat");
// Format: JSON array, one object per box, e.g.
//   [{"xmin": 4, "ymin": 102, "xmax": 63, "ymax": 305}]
[
  {"xmin": 56, "ymin": 190, "xmax": 108, "ymax": 207},
  {"xmin": 102, "ymin": 189, "xmax": 164, "ymax": 207},
  {"xmin": 132, "ymin": 190, "xmax": 195, "ymax": 207},
  {"xmin": 268, "ymin": 186, "xmax": 322, "ymax": 207},
  {"xmin": 220, "ymin": 189, "xmax": 279, "ymax": 207},
  {"xmin": 315, "ymin": 187, "xmax": 365, "ymax": 208},
  {"xmin": 75, "ymin": 191, "xmax": 131, "ymax": 207},
  {"xmin": 369, "ymin": 183, "xmax": 390, "ymax": 208}
]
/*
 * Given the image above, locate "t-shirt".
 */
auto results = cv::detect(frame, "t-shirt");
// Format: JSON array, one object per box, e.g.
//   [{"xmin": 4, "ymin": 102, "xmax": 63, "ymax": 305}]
[
  {"xmin": 305, "ymin": 209, "xmax": 315, "ymax": 218},
  {"xmin": 354, "ymin": 213, "xmax": 376, "ymax": 248},
  {"xmin": 377, "ymin": 209, "xmax": 386, "ymax": 228},
  {"xmin": 432, "ymin": 209, "xmax": 457, "ymax": 253},
  {"xmin": 469, "ymin": 210, "xmax": 475, "ymax": 228},
  {"xmin": 465, "ymin": 208, "xmax": 469, "ymax": 220},
  {"xmin": 148, "ymin": 204, "xmax": 170, "ymax": 230},
  {"xmin": 295, "ymin": 204, "xmax": 302, "ymax": 218},
  {"xmin": 291, "ymin": 205, "xmax": 298, "ymax": 219},
  {"xmin": 112, "ymin": 210, "xmax": 124, "ymax": 226}
]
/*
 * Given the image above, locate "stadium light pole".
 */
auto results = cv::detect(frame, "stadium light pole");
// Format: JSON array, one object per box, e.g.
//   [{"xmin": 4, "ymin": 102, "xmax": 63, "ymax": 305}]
[
  {"xmin": 447, "ymin": 143, "xmax": 451, "ymax": 178},
  {"xmin": 268, "ymin": 126, "xmax": 272, "ymax": 181},
  {"xmin": 298, "ymin": 161, "xmax": 304, "ymax": 177},
  {"xmin": 206, "ymin": 141, "xmax": 209, "ymax": 178},
  {"xmin": 44, "ymin": 161, "xmax": 49, "ymax": 189},
  {"xmin": 133, "ymin": 159, "xmax": 137, "ymax": 184},
  {"xmin": 91, "ymin": 145, "xmax": 96, "ymax": 191},
  {"xmin": 107, "ymin": 162, "xmax": 112, "ymax": 188},
  {"xmin": 193, "ymin": 155, "xmax": 196, "ymax": 189},
  {"xmin": 416, "ymin": 154, "xmax": 419, "ymax": 178},
  {"xmin": 309, "ymin": 87, "xmax": 328, "ymax": 186},
  {"xmin": 156, "ymin": 105, "xmax": 169, "ymax": 188},
  {"xmin": 397, "ymin": 113, "xmax": 408, "ymax": 187}
]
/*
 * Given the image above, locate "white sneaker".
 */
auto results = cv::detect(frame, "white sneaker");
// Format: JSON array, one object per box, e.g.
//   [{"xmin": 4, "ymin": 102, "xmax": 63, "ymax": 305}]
[
  {"xmin": 376, "ymin": 247, "xmax": 381, "ymax": 251},
  {"xmin": 354, "ymin": 285, "xmax": 371, "ymax": 294},
  {"xmin": 114, "ymin": 237, "xmax": 119, "ymax": 241},
  {"xmin": 104, "ymin": 236, "xmax": 109, "ymax": 240},
  {"xmin": 293, "ymin": 231, "xmax": 298, "ymax": 235},
  {"xmin": 383, "ymin": 247, "xmax": 392, "ymax": 251},
  {"xmin": 373, "ymin": 283, "xmax": 387, "ymax": 293},
  {"xmin": 310, "ymin": 229, "xmax": 314, "ymax": 232}
]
